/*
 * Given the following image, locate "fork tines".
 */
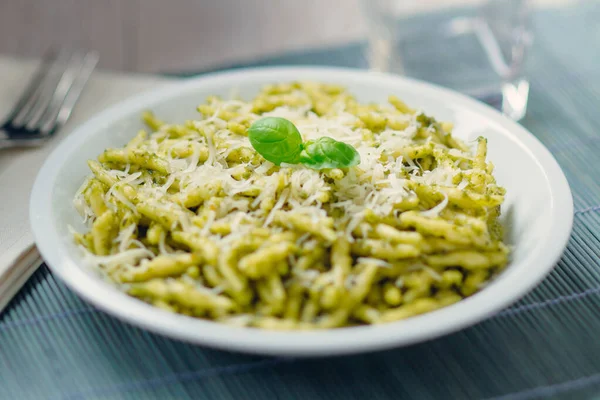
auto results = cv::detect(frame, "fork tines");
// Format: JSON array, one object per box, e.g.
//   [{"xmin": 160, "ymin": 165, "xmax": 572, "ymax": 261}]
[{"xmin": 1, "ymin": 49, "xmax": 99, "ymax": 146}]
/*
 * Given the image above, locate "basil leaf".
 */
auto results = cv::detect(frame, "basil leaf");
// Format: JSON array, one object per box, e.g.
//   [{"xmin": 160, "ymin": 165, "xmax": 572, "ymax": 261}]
[
  {"xmin": 248, "ymin": 117, "xmax": 303, "ymax": 165},
  {"xmin": 299, "ymin": 137, "xmax": 361, "ymax": 170},
  {"xmin": 247, "ymin": 117, "xmax": 360, "ymax": 170}
]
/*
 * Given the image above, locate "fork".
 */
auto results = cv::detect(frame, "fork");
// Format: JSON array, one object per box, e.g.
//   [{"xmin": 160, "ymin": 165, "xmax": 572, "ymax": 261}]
[{"xmin": 0, "ymin": 49, "xmax": 99, "ymax": 149}]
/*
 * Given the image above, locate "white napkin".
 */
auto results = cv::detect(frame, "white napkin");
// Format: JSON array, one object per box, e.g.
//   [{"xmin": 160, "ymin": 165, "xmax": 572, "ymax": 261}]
[{"xmin": 0, "ymin": 55, "xmax": 172, "ymax": 312}]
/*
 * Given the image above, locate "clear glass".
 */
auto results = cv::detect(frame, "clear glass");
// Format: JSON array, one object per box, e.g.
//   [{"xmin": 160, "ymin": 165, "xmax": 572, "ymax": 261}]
[{"xmin": 361, "ymin": 0, "xmax": 533, "ymax": 121}]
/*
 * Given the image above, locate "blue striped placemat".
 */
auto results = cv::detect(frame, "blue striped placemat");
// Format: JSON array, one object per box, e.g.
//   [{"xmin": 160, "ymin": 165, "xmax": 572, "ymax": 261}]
[{"xmin": 2, "ymin": 3, "xmax": 600, "ymax": 399}]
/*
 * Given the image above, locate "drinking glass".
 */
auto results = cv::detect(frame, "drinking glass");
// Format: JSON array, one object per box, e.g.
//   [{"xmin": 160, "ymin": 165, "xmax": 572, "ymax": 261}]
[{"xmin": 360, "ymin": 0, "xmax": 534, "ymax": 121}]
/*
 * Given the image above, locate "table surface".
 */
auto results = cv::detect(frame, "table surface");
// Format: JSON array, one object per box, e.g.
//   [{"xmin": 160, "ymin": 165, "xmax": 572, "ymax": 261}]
[{"xmin": 2, "ymin": 3, "xmax": 600, "ymax": 399}]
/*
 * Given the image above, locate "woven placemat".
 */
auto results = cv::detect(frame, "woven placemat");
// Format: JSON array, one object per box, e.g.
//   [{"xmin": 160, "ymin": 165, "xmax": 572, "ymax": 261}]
[{"xmin": 2, "ymin": 3, "xmax": 600, "ymax": 399}]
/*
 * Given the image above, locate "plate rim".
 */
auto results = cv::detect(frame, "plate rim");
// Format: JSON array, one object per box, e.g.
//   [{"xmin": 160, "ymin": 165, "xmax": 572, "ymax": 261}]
[{"xmin": 29, "ymin": 65, "xmax": 573, "ymax": 356}]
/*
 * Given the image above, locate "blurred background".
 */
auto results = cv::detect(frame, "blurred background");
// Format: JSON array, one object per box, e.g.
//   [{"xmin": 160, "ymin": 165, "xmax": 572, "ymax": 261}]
[{"xmin": 0, "ymin": 0, "xmax": 577, "ymax": 74}]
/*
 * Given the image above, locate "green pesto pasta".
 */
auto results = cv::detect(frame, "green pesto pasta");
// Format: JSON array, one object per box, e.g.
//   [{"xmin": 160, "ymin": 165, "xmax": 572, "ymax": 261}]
[{"xmin": 72, "ymin": 81, "xmax": 509, "ymax": 330}]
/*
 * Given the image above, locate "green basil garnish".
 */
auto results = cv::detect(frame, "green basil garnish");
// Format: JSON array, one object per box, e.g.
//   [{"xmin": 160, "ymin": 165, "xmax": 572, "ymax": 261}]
[
  {"xmin": 247, "ymin": 117, "xmax": 303, "ymax": 165},
  {"xmin": 299, "ymin": 137, "xmax": 360, "ymax": 170},
  {"xmin": 248, "ymin": 117, "xmax": 360, "ymax": 170}
]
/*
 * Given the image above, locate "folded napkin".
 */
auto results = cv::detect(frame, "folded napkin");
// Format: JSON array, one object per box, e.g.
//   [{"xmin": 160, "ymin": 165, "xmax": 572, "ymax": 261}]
[{"xmin": 0, "ymin": 55, "xmax": 171, "ymax": 312}]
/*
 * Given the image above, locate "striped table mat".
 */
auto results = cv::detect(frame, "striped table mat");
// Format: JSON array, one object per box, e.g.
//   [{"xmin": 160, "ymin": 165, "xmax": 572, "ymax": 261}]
[{"xmin": 2, "ymin": 3, "xmax": 600, "ymax": 399}]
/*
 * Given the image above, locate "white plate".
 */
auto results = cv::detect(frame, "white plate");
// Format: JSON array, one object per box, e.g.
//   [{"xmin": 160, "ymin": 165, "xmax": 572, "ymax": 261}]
[{"xmin": 30, "ymin": 67, "xmax": 573, "ymax": 356}]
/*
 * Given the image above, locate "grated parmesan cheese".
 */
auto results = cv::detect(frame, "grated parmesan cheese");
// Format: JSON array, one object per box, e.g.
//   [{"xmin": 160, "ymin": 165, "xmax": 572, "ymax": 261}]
[{"xmin": 420, "ymin": 194, "xmax": 449, "ymax": 218}]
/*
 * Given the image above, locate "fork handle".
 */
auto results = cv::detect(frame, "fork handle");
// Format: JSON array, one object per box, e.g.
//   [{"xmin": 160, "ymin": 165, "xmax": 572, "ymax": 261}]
[{"xmin": 0, "ymin": 130, "xmax": 47, "ymax": 149}]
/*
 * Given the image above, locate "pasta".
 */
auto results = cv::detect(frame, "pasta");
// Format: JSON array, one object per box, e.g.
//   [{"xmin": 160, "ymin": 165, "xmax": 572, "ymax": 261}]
[{"xmin": 72, "ymin": 81, "xmax": 509, "ymax": 329}]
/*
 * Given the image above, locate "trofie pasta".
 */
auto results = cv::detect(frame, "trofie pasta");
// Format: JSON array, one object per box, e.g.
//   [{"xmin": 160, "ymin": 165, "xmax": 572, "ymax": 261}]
[{"xmin": 72, "ymin": 82, "xmax": 509, "ymax": 329}]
